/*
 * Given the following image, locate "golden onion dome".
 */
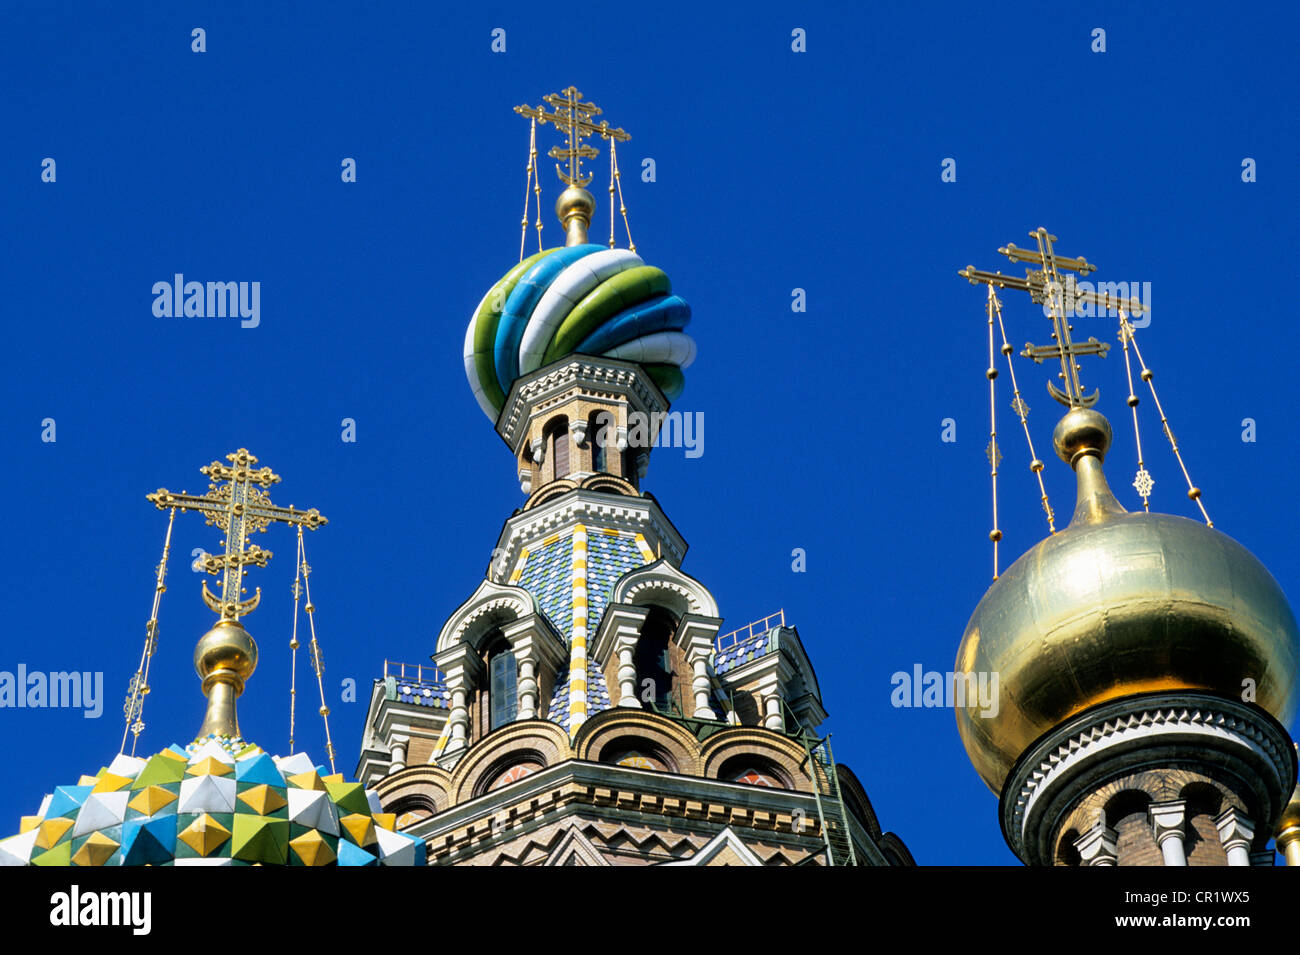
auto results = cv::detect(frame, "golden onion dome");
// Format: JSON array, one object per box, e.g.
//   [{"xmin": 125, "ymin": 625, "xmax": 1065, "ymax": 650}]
[{"xmin": 956, "ymin": 408, "xmax": 1300, "ymax": 794}]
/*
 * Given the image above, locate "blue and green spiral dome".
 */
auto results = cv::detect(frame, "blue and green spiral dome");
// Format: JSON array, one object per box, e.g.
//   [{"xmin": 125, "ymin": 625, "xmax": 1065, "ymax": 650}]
[{"xmin": 463, "ymin": 244, "xmax": 695, "ymax": 420}]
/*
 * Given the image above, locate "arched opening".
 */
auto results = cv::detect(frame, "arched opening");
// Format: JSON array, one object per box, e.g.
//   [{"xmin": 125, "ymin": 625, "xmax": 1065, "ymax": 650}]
[
  {"xmin": 589, "ymin": 410, "xmax": 614, "ymax": 474},
  {"xmin": 545, "ymin": 416, "xmax": 571, "ymax": 481},
  {"xmin": 597, "ymin": 735, "xmax": 679, "ymax": 774},
  {"xmin": 717, "ymin": 754, "xmax": 791, "ymax": 790},
  {"xmin": 634, "ymin": 607, "xmax": 680, "ymax": 713},
  {"xmin": 487, "ymin": 637, "xmax": 518, "ymax": 732}
]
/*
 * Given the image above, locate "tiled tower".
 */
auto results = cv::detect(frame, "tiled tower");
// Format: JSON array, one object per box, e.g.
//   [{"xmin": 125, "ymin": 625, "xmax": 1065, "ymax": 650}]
[{"xmin": 354, "ymin": 88, "xmax": 912, "ymax": 866}]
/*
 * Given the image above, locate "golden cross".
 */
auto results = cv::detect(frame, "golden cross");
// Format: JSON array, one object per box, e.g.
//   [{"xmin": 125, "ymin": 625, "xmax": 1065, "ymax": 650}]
[
  {"xmin": 147, "ymin": 449, "xmax": 326, "ymax": 620},
  {"xmin": 959, "ymin": 228, "xmax": 1146, "ymax": 408},
  {"xmin": 515, "ymin": 86, "xmax": 630, "ymax": 188}
]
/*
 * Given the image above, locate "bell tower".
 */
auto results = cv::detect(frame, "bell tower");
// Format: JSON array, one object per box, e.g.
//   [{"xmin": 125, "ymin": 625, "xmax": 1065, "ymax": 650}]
[{"xmin": 356, "ymin": 87, "xmax": 914, "ymax": 866}]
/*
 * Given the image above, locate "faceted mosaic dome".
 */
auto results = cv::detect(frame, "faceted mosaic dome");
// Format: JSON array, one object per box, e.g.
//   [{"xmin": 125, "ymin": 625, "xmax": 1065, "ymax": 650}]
[
  {"xmin": 463, "ymin": 244, "xmax": 695, "ymax": 419},
  {"xmin": 0, "ymin": 734, "xmax": 424, "ymax": 866}
]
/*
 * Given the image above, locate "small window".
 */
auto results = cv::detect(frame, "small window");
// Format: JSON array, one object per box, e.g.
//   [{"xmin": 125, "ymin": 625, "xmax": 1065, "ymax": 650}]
[
  {"xmin": 634, "ymin": 607, "xmax": 678, "ymax": 711},
  {"xmin": 487, "ymin": 760, "xmax": 543, "ymax": 791},
  {"xmin": 590, "ymin": 411, "xmax": 610, "ymax": 473},
  {"xmin": 489, "ymin": 644, "xmax": 518, "ymax": 730},
  {"xmin": 734, "ymin": 768, "xmax": 781, "ymax": 787},
  {"xmin": 546, "ymin": 417, "xmax": 571, "ymax": 479}
]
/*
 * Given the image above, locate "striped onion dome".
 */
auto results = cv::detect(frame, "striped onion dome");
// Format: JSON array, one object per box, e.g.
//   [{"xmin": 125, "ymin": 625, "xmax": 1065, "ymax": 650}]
[{"xmin": 464, "ymin": 244, "xmax": 695, "ymax": 420}]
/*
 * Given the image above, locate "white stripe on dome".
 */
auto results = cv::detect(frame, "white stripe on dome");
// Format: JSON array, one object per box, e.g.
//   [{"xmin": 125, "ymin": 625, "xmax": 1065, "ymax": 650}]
[
  {"xmin": 604, "ymin": 331, "xmax": 697, "ymax": 368},
  {"xmin": 517, "ymin": 249, "xmax": 642, "ymax": 375},
  {"xmin": 464, "ymin": 287, "xmax": 500, "ymax": 419}
]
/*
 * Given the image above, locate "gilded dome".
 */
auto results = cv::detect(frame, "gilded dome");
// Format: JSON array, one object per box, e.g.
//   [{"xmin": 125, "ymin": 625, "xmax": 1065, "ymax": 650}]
[{"xmin": 956, "ymin": 409, "xmax": 1300, "ymax": 793}]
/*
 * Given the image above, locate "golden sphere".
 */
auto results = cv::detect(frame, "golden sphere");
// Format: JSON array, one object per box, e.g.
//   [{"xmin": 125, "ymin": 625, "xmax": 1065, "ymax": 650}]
[
  {"xmin": 194, "ymin": 619, "xmax": 258, "ymax": 684},
  {"xmin": 956, "ymin": 510, "xmax": 1300, "ymax": 794},
  {"xmin": 554, "ymin": 186, "xmax": 595, "ymax": 224},
  {"xmin": 1052, "ymin": 406, "xmax": 1112, "ymax": 464}
]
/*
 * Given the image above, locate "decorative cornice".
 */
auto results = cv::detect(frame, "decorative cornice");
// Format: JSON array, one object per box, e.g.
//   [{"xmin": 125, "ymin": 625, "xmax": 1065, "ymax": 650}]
[
  {"xmin": 1002, "ymin": 692, "xmax": 1297, "ymax": 864},
  {"xmin": 491, "ymin": 489, "xmax": 688, "ymax": 583},
  {"xmin": 497, "ymin": 356, "xmax": 669, "ymax": 452}
]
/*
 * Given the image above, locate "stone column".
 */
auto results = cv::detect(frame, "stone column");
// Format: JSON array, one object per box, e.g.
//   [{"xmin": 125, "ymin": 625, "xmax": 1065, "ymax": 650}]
[
  {"xmin": 1279, "ymin": 827, "xmax": 1300, "ymax": 869},
  {"xmin": 591, "ymin": 604, "xmax": 649, "ymax": 709},
  {"xmin": 503, "ymin": 615, "xmax": 564, "ymax": 722},
  {"xmin": 758, "ymin": 674, "xmax": 785, "ymax": 732},
  {"xmin": 433, "ymin": 645, "xmax": 482, "ymax": 758},
  {"xmin": 1149, "ymin": 800, "xmax": 1188, "ymax": 867},
  {"xmin": 388, "ymin": 734, "xmax": 409, "ymax": 774},
  {"xmin": 1074, "ymin": 820, "xmax": 1118, "ymax": 866},
  {"xmin": 617, "ymin": 643, "xmax": 639, "ymax": 707},
  {"xmin": 675, "ymin": 614, "xmax": 722, "ymax": 720},
  {"xmin": 1214, "ymin": 808, "xmax": 1255, "ymax": 867}
]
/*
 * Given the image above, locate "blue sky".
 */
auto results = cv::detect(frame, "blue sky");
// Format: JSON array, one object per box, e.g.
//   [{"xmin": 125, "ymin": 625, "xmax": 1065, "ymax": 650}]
[{"xmin": 2, "ymin": 1, "xmax": 1297, "ymax": 865}]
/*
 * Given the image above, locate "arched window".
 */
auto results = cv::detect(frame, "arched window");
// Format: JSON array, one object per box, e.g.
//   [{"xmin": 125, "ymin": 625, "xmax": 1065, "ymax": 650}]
[
  {"xmin": 545, "ymin": 416, "xmax": 570, "ymax": 480},
  {"xmin": 487, "ymin": 761, "xmax": 541, "ymax": 791},
  {"xmin": 718, "ymin": 755, "xmax": 791, "ymax": 790},
  {"xmin": 589, "ymin": 411, "xmax": 612, "ymax": 473},
  {"xmin": 488, "ymin": 641, "xmax": 518, "ymax": 731},
  {"xmin": 634, "ymin": 607, "xmax": 678, "ymax": 712}
]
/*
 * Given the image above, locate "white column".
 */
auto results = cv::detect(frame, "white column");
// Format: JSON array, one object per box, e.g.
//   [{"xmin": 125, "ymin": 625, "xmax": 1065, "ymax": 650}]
[
  {"xmin": 1074, "ymin": 820, "xmax": 1118, "ymax": 866},
  {"xmin": 617, "ymin": 643, "xmax": 639, "ymax": 707},
  {"xmin": 433, "ymin": 645, "xmax": 481, "ymax": 757},
  {"xmin": 517, "ymin": 657, "xmax": 537, "ymax": 720},
  {"xmin": 591, "ymin": 604, "xmax": 649, "ymax": 709},
  {"xmin": 674, "ymin": 615, "xmax": 722, "ymax": 720},
  {"xmin": 388, "ymin": 734, "xmax": 408, "ymax": 774},
  {"xmin": 1150, "ymin": 800, "xmax": 1188, "ymax": 866},
  {"xmin": 758, "ymin": 674, "xmax": 784, "ymax": 731},
  {"xmin": 1214, "ymin": 808, "xmax": 1255, "ymax": 867},
  {"xmin": 503, "ymin": 616, "xmax": 563, "ymax": 723}
]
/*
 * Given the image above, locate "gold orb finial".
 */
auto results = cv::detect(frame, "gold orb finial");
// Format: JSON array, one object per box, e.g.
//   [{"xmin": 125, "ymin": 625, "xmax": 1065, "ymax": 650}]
[
  {"xmin": 193, "ymin": 618, "xmax": 258, "ymax": 740},
  {"xmin": 1052, "ymin": 406, "xmax": 1112, "ymax": 465},
  {"xmin": 556, "ymin": 185, "xmax": 595, "ymax": 246}
]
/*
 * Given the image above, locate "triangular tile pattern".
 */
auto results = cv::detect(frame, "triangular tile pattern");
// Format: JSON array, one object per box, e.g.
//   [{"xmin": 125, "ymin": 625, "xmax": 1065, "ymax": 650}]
[{"xmin": 0, "ymin": 735, "xmax": 424, "ymax": 866}]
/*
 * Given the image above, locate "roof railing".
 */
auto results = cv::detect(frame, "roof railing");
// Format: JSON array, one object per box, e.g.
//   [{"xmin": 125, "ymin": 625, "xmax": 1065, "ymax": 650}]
[
  {"xmin": 714, "ymin": 609, "xmax": 785, "ymax": 651},
  {"xmin": 383, "ymin": 659, "xmax": 445, "ymax": 685}
]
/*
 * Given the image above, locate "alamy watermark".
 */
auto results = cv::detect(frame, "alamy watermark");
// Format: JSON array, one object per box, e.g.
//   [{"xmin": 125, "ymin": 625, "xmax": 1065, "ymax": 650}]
[
  {"xmin": 891, "ymin": 664, "xmax": 999, "ymax": 718},
  {"xmin": 591, "ymin": 410, "xmax": 703, "ymax": 459},
  {"xmin": 0, "ymin": 665, "xmax": 103, "ymax": 718},
  {"xmin": 152, "ymin": 274, "xmax": 260, "ymax": 328},
  {"xmin": 1045, "ymin": 274, "xmax": 1152, "ymax": 328}
]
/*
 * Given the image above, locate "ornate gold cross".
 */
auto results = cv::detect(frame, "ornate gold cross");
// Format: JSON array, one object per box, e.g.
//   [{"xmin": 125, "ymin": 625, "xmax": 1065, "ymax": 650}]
[
  {"xmin": 515, "ymin": 86, "xmax": 630, "ymax": 188},
  {"xmin": 147, "ymin": 449, "xmax": 326, "ymax": 620},
  {"xmin": 960, "ymin": 228, "xmax": 1146, "ymax": 408}
]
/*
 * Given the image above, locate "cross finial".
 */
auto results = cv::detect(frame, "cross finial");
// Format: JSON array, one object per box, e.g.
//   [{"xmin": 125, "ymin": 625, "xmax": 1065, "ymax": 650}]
[
  {"xmin": 960, "ymin": 228, "xmax": 1147, "ymax": 408},
  {"xmin": 147, "ymin": 449, "xmax": 327, "ymax": 621},
  {"xmin": 514, "ymin": 86, "xmax": 630, "ymax": 189}
]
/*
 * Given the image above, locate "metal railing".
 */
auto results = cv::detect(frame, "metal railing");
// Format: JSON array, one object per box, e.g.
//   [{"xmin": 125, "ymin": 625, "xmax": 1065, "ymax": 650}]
[
  {"xmin": 383, "ymin": 659, "xmax": 445, "ymax": 685},
  {"xmin": 714, "ymin": 609, "xmax": 785, "ymax": 651}
]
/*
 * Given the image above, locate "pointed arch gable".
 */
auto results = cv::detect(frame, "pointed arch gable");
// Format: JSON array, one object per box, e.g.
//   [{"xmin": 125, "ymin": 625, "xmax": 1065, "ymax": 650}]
[
  {"xmin": 437, "ymin": 578, "xmax": 540, "ymax": 653},
  {"xmin": 612, "ymin": 558, "xmax": 719, "ymax": 619}
]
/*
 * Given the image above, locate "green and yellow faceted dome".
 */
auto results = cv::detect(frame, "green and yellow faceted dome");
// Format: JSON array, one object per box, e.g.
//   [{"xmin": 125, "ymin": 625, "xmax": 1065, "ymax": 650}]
[{"xmin": 0, "ymin": 735, "xmax": 424, "ymax": 867}]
